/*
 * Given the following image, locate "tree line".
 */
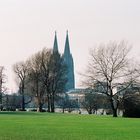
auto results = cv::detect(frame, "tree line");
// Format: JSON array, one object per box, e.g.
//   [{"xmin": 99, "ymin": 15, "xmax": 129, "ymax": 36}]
[{"xmin": 1, "ymin": 41, "xmax": 140, "ymax": 117}]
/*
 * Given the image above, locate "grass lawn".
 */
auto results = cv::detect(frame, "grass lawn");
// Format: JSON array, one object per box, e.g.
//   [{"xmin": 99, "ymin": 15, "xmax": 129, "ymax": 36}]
[{"xmin": 0, "ymin": 112, "xmax": 140, "ymax": 140}]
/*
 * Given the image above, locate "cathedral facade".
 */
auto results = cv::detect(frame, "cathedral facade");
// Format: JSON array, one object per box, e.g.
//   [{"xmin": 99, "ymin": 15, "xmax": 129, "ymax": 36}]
[{"xmin": 53, "ymin": 31, "xmax": 75, "ymax": 92}]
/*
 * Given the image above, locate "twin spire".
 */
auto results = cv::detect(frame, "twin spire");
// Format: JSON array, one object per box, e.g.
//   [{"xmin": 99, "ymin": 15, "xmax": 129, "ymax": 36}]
[
  {"xmin": 52, "ymin": 30, "xmax": 75, "ymax": 91},
  {"xmin": 53, "ymin": 30, "xmax": 71, "ymax": 55}
]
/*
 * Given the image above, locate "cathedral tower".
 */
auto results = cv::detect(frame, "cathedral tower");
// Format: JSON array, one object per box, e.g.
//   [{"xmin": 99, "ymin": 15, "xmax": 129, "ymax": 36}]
[
  {"xmin": 52, "ymin": 31, "xmax": 75, "ymax": 92},
  {"xmin": 63, "ymin": 31, "xmax": 75, "ymax": 91},
  {"xmin": 53, "ymin": 31, "xmax": 59, "ymax": 53}
]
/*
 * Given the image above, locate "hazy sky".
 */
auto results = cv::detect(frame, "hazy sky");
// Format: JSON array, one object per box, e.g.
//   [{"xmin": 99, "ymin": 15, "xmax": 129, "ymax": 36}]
[{"xmin": 0, "ymin": 0, "xmax": 140, "ymax": 93}]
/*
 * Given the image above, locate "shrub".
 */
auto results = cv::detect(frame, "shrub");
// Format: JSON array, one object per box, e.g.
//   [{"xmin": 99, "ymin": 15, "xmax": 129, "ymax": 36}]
[{"xmin": 123, "ymin": 93, "xmax": 140, "ymax": 118}]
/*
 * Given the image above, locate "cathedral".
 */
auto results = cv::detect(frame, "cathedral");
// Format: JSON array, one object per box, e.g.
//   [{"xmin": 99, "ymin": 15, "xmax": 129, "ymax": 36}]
[{"xmin": 52, "ymin": 31, "xmax": 75, "ymax": 92}]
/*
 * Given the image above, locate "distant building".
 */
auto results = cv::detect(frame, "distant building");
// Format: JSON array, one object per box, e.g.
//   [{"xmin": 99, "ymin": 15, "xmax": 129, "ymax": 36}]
[
  {"xmin": 52, "ymin": 31, "xmax": 75, "ymax": 92},
  {"xmin": 66, "ymin": 89, "xmax": 86, "ymax": 103}
]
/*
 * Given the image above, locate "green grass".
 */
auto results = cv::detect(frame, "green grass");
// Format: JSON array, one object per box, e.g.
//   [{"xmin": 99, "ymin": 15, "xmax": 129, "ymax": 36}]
[{"xmin": 0, "ymin": 112, "xmax": 140, "ymax": 140}]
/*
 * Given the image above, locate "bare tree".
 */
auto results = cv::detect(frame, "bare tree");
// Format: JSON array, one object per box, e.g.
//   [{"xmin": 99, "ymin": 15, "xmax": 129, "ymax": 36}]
[
  {"xmin": 84, "ymin": 41, "xmax": 135, "ymax": 117},
  {"xmin": 0, "ymin": 66, "xmax": 7, "ymax": 110},
  {"xmin": 46, "ymin": 51, "xmax": 67, "ymax": 112},
  {"xmin": 15, "ymin": 48, "xmax": 67, "ymax": 112},
  {"xmin": 81, "ymin": 92, "xmax": 109, "ymax": 114},
  {"xmin": 38, "ymin": 48, "xmax": 67, "ymax": 112},
  {"xmin": 13, "ymin": 61, "xmax": 31, "ymax": 111},
  {"xmin": 37, "ymin": 48, "xmax": 51, "ymax": 112},
  {"xmin": 11, "ymin": 46, "xmax": 67, "ymax": 113},
  {"xmin": 27, "ymin": 51, "xmax": 47, "ymax": 112}
]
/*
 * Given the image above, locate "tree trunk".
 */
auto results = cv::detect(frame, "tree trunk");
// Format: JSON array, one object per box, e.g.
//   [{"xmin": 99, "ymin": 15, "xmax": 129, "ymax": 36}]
[
  {"xmin": 88, "ymin": 111, "xmax": 92, "ymax": 114},
  {"xmin": 88, "ymin": 108, "xmax": 92, "ymax": 114},
  {"xmin": 0, "ymin": 93, "xmax": 2, "ymax": 105},
  {"xmin": 20, "ymin": 83, "xmax": 25, "ymax": 111},
  {"xmin": 21, "ymin": 95, "xmax": 25, "ymax": 111},
  {"xmin": 110, "ymin": 97, "xmax": 118, "ymax": 117},
  {"xmin": 112, "ymin": 108, "xmax": 117, "ymax": 117},
  {"xmin": 0, "ymin": 78, "xmax": 3, "ymax": 107},
  {"xmin": 0, "ymin": 93, "xmax": 2, "ymax": 111},
  {"xmin": 47, "ymin": 95, "xmax": 51, "ymax": 112},
  {"xmin": 62, "ymin": 107, "xmax": 65, "ymax": 113},
  {"xmin": 50, "ymin": 94, "xmax": 55, "ymax": 113},
  {"xmin": 37, "ymin": 102, "xmax": 43, "ymax": 112}
]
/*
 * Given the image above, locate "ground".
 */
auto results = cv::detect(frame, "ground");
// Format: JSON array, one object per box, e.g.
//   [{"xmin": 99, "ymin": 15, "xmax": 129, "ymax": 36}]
[{"xmin": 0, "ymin": 112, "xmax": 139, "ymax": 140}]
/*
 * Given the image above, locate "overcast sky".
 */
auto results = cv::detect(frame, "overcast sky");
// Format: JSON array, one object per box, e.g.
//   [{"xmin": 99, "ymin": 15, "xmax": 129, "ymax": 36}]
[{"xmin": 0, "ymin": 0, "xmax": 140, "ymax": 93}]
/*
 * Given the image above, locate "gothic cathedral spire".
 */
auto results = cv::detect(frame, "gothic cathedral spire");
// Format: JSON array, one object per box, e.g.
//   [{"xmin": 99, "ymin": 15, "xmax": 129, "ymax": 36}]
[
  {"xmin": 63, "ymin": 30, "xmax": 75, "ymax": 91},
  {"xmin": 53, "ymin": 31, "xmax": 59, "ymax": 53},
  {"xmin": 64, "ymin": 30, "xmax": 70, "ymax": 56}
]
